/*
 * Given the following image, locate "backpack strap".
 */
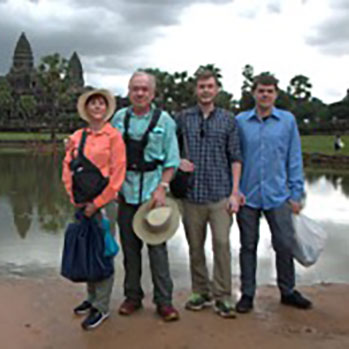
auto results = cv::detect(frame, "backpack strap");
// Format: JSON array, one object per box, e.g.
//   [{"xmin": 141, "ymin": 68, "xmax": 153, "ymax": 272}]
[
  {"xmin": 138, "ymin": 108, "xmax": 161, "ymax": 204},
  {"xmin": 123, "ymin": 108, "xmax": 132, "ymax": 141},
  {"xmin": 176, "ymin": 112, "xmax": 190, "ymax": 159},
  {"xmin": 140, "ymin": 108, "xmax": 162, "ymax": 150},
  {"xmin": 123, "ymin": 108, "xmax": 162, "ymax": 142},
  {"xmin": 78, "ymin": 129, "xmax": 88, "ymax": 157}
]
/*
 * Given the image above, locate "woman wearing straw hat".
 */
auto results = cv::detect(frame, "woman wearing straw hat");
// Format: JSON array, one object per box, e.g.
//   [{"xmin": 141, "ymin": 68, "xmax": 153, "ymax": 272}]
[{"xmin": 62, "ymin": 89, "xmax": 126, "ymax": 330}]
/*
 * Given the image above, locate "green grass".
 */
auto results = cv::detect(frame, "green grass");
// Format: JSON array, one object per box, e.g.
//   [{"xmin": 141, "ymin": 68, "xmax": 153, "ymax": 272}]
[
  {"xmin": 0, "ymin": 132, "xmax": 68, "ymax": 141},
  {"xmin": 0, "ymin": 133, "xmax": 348, "ymax": 156},
  {"xmin": 301, "ymin": 135, "xmax": 349, "ymax": 156}
]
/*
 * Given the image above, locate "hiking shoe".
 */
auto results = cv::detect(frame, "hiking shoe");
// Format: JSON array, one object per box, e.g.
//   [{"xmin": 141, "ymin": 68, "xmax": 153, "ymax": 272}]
[
  {"xmin": 118, "ymin": 299, "xmax": 142, "ymax": 316},
  {"xmin": 73, "ymin": 300, "xmax": 92, "ymax": 315},
  {"xmin": 185, "ymin": 293, "xmax": 213, "ymax": 311},
  {"xmin": 157, "ymin": 304, "xmax": 180, "ymax": 322},
  {"xmin": 236, "ymin": 295, "xmax": 254, "ymax": 314},
  {"xmin": 281, "ymin": 290, "xmax": 312, "ymax": 310},
  {"xmin": 81, "ymin": 307, "xmax": 109, "ymax": 330},
  {"xmin": 214, "ymin": 300, "xmax": 237, "ymax": 318}
]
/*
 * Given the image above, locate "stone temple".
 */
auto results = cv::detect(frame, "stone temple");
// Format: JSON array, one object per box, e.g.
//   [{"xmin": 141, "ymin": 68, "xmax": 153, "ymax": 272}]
[
  {"xmin": 0, "ymin": 32, "xmax": 86, "ymax": 126},
  {"xmin": 5, "ymin": 32, "xmax": 84, "ymax": 94}
]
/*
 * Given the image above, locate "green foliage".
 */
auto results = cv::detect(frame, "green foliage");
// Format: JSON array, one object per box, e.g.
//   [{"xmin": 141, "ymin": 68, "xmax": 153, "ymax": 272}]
[
  {"xmin": 143, "ymin": 65, "xmax": 233, "ymax": 114},
  {"xmin": 194, "ymin": 64, "xmax": 223, "ymax": 87},
  {"xmin": 18, "ymin": 95, "xmax": 37, "ymax": 120},
  {"xmin": 241, "ymin": 64, "xmax": 254, "ymax": 93},
  {"xmin": 329, "ymin": 99, "xmax": 349, "ymax": 120},
  {"xmin": 237, "ymin": 66, "xmax": 333, "ymax": 127},
  {"xmin": 0, "ymin": 79, "xmax": 14, "ymax": 121},
  {"xmin": 37, "ymin": 53, "xmax": 70, "ymax": 141},
  {"xmin": 287, "ymin": 74, "xmax": 312, "ymax": 101}
]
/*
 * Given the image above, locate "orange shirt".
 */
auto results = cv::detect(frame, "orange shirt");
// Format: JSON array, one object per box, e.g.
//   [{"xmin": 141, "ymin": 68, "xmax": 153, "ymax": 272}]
[{"xmin": 62, "ymin": 123, "xmax": 126, "ymax": 209}]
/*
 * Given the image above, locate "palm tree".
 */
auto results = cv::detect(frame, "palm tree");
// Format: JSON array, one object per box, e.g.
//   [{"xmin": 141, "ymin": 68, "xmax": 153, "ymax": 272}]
[{"xmin": 37, "ymin": 53, "xmax": 69, "ymax": 142}]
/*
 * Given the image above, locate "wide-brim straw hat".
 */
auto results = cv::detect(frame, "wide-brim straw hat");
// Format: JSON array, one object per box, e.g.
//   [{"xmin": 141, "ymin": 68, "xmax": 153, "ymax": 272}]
[
  {"xmin": 77, "ymin": 89, "xmax": 116, "ymax": 122},
  {"xmin": 132, "ymin": 197, "xmax": 180, "ymax": 245}
]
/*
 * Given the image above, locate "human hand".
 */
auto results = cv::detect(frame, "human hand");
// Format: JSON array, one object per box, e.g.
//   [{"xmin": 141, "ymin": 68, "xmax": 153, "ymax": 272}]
[
  {"xmin": 289, "ymin": 200, "xmax": 302, "ymax": 214},
  {"xmin": 226, "ymin": 193, "xmax": 241, "ymax": 214},
  {"xmin": 179, "ymin": 159, "xmax": 194, "ymax": 173},
  {"xmin": 150, "ymin": 186, "xmax": 167, "ymax": 208},
  {"xmin": 84, "ymin": 202, "xmax": 97, "ymax": 217}
]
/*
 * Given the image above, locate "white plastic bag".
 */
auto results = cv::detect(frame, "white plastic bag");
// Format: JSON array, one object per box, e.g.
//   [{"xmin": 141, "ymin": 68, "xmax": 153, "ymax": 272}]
[{"xmin": 292, "ymin": 214, "xmax": 328, "ymax": 267}]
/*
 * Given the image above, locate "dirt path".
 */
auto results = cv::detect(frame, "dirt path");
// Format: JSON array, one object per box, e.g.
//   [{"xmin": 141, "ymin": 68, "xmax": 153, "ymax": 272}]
[{"xmin": 1, "ymin": 277, "xmax": 348, "ymax": 349}]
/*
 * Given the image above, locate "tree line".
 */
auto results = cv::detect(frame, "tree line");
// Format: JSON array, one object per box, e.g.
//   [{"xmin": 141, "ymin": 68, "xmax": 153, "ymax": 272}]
[{"xmin": 1, "ymin": 54, "xmax": 349, "ymax": 140}]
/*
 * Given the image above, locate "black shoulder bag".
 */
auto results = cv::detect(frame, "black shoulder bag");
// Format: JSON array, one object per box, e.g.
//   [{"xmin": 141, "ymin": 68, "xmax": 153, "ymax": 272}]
[
  {"xmin": 170, "ymin": 123, "xmax": 193, "ymax": 199},
  {"xmin": 69, "ymin": 130, "xmax": 109, "ymax": 204}
]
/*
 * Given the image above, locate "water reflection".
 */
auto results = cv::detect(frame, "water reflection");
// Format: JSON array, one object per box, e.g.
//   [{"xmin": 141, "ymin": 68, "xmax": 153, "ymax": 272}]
[
  {"xmin": 0, "ymin": 152, "xmax": 73, "ymax": 239},
  {"xmin": 306, "ymin": 170, "xmax": 349, "ymax": 198},
  {"xmin": 0, "ymin": 152, "xmax": 348, "ymax": 289}
]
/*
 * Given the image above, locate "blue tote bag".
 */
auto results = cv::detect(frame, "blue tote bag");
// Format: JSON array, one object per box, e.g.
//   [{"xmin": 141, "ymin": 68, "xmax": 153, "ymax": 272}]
[{"xmin": 61, "ymin": 211, "xmax": 114, "ymax": 282}]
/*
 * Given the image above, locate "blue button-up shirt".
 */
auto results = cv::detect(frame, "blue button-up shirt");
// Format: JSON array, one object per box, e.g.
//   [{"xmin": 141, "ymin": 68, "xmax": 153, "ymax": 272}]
[
  {"xmin": 236, "ymin": 107, "xmax": 304, "ymax": 210},
  {"xmin": 111, "ymin": 106, "xmax": 180, "ymax": 205}
]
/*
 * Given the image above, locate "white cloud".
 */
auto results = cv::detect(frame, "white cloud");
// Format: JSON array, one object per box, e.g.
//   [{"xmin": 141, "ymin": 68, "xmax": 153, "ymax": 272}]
[
  {"xmin": 0, "ymin": 0, "xmax": 348, "ymax": 103},
  {"xmin": 146, "ymin": 0, "xmax": 349, "ymax": 103}
]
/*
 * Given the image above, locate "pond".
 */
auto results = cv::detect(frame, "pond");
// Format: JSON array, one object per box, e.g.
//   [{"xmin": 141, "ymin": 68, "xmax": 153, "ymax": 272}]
[{"xmin": 0, "ymin": 151, "xmax": 348, "ymax": 294}]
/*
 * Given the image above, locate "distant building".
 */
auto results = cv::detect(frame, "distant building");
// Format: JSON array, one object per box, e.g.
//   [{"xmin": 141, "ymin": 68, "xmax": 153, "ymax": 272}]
[
  {"xmin": 0, "ymin": 33, "xmax": 124, "ymax": 130},
  {"xmin": 0, "ymin": 32, "xmax": 86, "ymax": 128},
  {"xmin": 4, "ymin": 32, "xmax": 85, "ymax": 95}
]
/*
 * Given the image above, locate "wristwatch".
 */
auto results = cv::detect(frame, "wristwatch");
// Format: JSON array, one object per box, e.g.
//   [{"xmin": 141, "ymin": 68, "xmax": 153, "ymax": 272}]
[{"xmin": 159, "ymin": 181, "xmax": 170, "ymax": 191}]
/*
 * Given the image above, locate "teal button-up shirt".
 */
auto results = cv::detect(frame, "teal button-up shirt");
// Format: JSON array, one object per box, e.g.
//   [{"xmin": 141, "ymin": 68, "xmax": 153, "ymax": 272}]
[{"xmin": 111, "ymin": 106, "xmax": 180, "ymax": 205}]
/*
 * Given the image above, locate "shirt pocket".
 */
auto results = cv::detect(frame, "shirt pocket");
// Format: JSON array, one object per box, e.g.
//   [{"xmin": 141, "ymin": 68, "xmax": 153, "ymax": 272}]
[{"xmin": 146, "ymin": 126, "xmax": 165, "ymax": 159}]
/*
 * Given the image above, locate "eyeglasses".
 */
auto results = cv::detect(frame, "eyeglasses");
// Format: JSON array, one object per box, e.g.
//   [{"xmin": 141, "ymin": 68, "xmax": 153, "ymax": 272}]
[{"xmin": 200, "ymin": 121, "xmax": 205, "ymax": 138}]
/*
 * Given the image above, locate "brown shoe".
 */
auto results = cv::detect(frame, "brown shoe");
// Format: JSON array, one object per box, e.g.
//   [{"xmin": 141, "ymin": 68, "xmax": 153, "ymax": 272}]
[
  {"xmin": 156, "ymin": 304, "xmax": 180, "ymax": 322},
  {"xmin": 118, "ymin": 299, "xmax": 142, "ymax": 316}
]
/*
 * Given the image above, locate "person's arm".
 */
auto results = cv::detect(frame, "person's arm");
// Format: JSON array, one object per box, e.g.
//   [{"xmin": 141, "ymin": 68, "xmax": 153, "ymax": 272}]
[
  {"xmin": 174, "ymin": 111, "xmax": 195, "ymax": 173},
  {"xmin": 287, "ymin": 117, "xmax": 304, "ymax": 214},
  {"xmin": 227, "ymin": 162, "xmax": 242, "ymax": 214},
  {"xmin": 226, "ymin": 115, "xmax": 243, "ymax": 214},
  {"xmin": 61, "ymin": 133, "xmax": 78, "ymax": 205},
  {"xmin": 151, "ymin": 167, "xmax": 175, "ymax": 207},
  {"xmin": 151, "ymin": 114, "xmax": 180, "ymax": 207}
]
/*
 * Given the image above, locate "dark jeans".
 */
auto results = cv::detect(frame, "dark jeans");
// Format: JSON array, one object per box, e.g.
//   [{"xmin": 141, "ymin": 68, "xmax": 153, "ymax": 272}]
[
  {"xmin": 237, "ymin": 202, "xmax": 295, "ymax": 298},
  {"xmin": 117, "ymin": 197, "xmax": 173, "ymax": 306}
]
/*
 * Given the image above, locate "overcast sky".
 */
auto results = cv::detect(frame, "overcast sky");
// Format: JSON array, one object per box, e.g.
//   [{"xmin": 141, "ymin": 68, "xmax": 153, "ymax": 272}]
[{"xmin": 1, "ymin": 0, "xmax": 348, "ymax": 103}]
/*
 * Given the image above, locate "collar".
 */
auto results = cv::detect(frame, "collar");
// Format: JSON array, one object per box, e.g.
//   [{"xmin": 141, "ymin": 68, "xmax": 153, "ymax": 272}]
[
  {"xmin": 85, "ymin": 122, "xmax": 114, "ymax": 136},
  {"xmin": 195, "ymin": 104, "xmax": 217, "ymax": 119},
  {"xmin": 247, "ymin": 107, "xmax": 281, "ymax": 121},
  {"xmin": 129, "ymin": 104, "xmax": 155, "ymax": 119}
]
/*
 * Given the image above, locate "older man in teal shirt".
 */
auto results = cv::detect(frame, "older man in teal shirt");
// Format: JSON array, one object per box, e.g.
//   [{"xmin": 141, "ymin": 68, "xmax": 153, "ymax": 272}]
[{"xmin": 111, "ymin": 71, "xmax": 180, "ymax": 322}]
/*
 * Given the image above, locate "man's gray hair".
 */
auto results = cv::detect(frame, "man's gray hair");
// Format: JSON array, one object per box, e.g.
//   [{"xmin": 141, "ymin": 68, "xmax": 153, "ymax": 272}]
[{"xmin": 128, "ymin": 71, "xmax": 156, "ymax": 91}]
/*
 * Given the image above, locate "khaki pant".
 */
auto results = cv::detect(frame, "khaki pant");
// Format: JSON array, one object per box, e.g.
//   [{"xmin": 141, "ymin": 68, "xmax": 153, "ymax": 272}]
[
  {"xmin": 182, "ymin": 199, "xmax": 233, "ymax": 301},
  {"xmin": 87, "ymin": 200, "xmax": 118, "ymax": 313}
]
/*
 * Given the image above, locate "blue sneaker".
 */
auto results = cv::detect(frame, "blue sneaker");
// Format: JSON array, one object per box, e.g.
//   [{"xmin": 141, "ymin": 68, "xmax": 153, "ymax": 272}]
[
  {"xmin": 81, "ymin": 307, "xmax": 109, "ymax": 330},
  {"xmin": 73, "ymin": 300, "xmax": 92, "ymax": 315}
]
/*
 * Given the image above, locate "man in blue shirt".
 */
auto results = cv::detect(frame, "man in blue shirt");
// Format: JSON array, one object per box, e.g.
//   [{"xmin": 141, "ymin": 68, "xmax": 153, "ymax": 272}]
[
  {"xmin": 176, "ymin": 69, "xmax": 242, "ymax": 318},
  {"xmin": 235, "ymin": 74, "xmax": 312, "ymax": 313},
  {"xmin": 111, "ymin": 71, "xmax": 180, "ymax": 322}
]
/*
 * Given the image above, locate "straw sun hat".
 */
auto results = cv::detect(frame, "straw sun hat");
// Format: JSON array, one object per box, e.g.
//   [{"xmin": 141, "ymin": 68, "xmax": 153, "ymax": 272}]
[
  {"xmin": 132, "ymin": 197, "xmax": 180, "ymax": 245},
  {"xmin": 77, "ymin": 89, "xmax": 116, "ymax": 122}
]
